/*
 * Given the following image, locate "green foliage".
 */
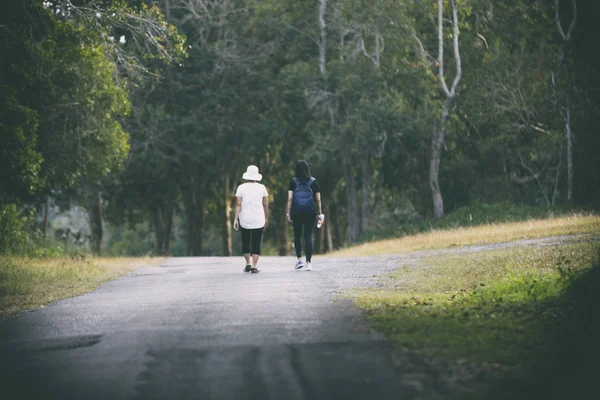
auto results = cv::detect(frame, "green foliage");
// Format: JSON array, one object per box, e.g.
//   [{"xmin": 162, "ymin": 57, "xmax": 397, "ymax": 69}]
[
  {"xmin": 0, "ymin": 0, "xmax": 188, "ymax": 254},
  {"xmin": 0, "ymin": 96, "xmax": 42, "ymax": 204},
  {"xmin": 0, "ymin": 0, "xmax": 166, "ymax": 199},
  {"xmin": 0, "ymin": 206, "xmax": 35, "ymax": 254},
  {"xmin": 2, "ymin": 0, "xmax": 600, "ymax": 256},
  {"xmin": 0, "ymin": 204, "xmax": 88, "ymax": 257},
  {"xmin": 105, "ymin": 223, "xmax": 155, "ymax": 257}
]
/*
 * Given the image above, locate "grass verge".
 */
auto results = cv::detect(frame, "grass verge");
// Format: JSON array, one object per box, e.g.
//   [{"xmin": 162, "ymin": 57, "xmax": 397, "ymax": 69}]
[
  {"xmin": 0, "ymin": 256, "xmax": 164, "ymax": 319},
  {"xmin": 332, "ymin": 213, "xmax": 600, "ymax": 257},
  {"xmin": 353, "ymin": 240, "xmax": 600, "ymax": 398}
]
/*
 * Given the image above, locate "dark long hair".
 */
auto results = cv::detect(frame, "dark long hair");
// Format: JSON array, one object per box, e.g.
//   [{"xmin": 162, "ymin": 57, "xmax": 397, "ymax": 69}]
[{"xmin": 295, "ymin": 160, "xmax": 311, "ymax": 182}]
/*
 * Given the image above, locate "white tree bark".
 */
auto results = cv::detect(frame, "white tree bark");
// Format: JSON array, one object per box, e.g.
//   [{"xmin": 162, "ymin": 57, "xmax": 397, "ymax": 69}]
[
  {"xmin": 342, "ymin": 142, "xmax": 360, "ymax": 242},
  {"xmin": 42, "ymin": 194, "xmax": 50, "ymax": 235},
  {"xmin": 318, "ymin": 0, "xmax": 327, "ymax": 74},
  {"xmin": 554, "ymin": 0, "xmax": 577, "ymax": 203},
  {"xmin": 430, "ymin": 0, "xmax": 462, "ymax": 219},
  {"xmin": 566, "ymin": 94, "xmax": 573, "ymax": 202},
  {"xmin": 222, "ymin": 173, "xmax": 232, "ymax": 256},
  {"xmin": 555, "ymin": 0, "xmax": 577, "ymax": 42},
  {"xmin": 374, "ymin": 29, "xmax": 380, "ymax": 70},
  {"xmin": 360, "ymin": 150, "xmax": 371, "ymax": 234},
  {"xmin": 325, "ymin": 204, "xmax": 334, "ymax": 251}
]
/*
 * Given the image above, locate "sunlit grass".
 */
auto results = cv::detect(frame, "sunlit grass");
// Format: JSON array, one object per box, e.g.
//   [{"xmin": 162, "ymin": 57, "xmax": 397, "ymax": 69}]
[
  {"xmin": 0, "ymin": 256, "xmax": 164, "ymax": 319},
  {"xmin": 331, "ymin": 214, "xmax": 600, "ymax": 257},
  {"xmin": 352, "ymin": 241, "xmax": 600, "ymax": 366}
]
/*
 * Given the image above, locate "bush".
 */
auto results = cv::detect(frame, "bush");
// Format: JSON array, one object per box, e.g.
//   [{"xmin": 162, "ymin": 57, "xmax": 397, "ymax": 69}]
[
  {"xmin": 0, "ymin": 204, "xmax": 36, "ymax": 254},
  {"xmin": 105, "ymin": 223, "xmax": 154, "ymax": 256},
  {"xmin": 0, "ymin": 204, "xmax": 78, "ymax": 257}
]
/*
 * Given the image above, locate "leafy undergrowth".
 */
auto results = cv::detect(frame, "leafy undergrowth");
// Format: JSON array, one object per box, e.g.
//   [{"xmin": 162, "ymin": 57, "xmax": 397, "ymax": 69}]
[
  {"xmin": 332, "ymin": 213, "xmax": 600, "ymax": 257},
  {"xmin": 0, "ymin": 256, "xmax": 164, "ymax": 319},
  {"xmin": 353, "ymin": 241, "xmax": 600, "ymax": 399}
]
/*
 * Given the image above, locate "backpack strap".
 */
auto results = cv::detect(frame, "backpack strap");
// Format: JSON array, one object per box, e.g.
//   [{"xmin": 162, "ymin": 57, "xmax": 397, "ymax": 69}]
[
  {"xmin": 307, "ymin": 177, "xmax": 315, "ymax": 187},
  {"xmin": 293, "ymin": 177, "xmax": 300, "ymax": 186}
]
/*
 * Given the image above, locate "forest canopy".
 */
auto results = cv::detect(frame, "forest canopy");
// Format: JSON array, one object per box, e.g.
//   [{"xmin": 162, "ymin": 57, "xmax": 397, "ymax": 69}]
[{"xmin": 1, "ymin": 0, "xmax": 598, "ymax": 256}]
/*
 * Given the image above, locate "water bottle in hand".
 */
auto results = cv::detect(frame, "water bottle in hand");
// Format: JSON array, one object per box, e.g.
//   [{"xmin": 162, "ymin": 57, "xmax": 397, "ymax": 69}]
[{"xmin": 316, "ymin": 214, "xmax": 325, "ymax": 229}]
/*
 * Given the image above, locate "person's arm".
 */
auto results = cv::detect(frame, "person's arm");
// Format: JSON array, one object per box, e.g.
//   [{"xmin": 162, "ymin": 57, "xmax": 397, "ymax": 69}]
[
  {"xmin": 263, "ymin": 196, "xmax": 269, "ymax": 229},
  {"xmin": 315, "ymin": 192, "xmax": 322, "ymax": 215},
  {"xmin": 287, "ymin": 191, "xmax": 293, "ymax": 223},
  {"xmin": 233, "ymin": 196, "xmax": 242, "ymax": 230}
]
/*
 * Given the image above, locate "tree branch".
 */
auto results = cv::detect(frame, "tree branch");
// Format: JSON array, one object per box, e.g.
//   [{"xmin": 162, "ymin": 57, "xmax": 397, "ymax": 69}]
[
  {"xmin": 555, "ymin": 0, "xmax": 578, "ymax": 42},
  {"xmin": 318, "ymin": 0, "xmax": 328, "ymax": 74},
  {"xmin": 449, "ymin": 0, "xmax": 462, "ymax": 97},
  {"xmin": 281, "ymin": 21, "xmax": 319, "ymax": 45},
  {"xmin": 413, "ymin": 32, "xmax": 436, "ymax": 65},
  {"xmin": 438, "ymin": 0, "xmax": 451, "ymax": 97}
]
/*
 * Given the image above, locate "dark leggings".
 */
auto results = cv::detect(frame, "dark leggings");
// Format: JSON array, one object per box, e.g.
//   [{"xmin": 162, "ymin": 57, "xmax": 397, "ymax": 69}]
[
  {"xmin": 241, "ymin": 227, "xmax": 264, "ymax": 255},
  {"xmin": 292, "ymin": 213, "xmax": 316, "ymax": 262}
]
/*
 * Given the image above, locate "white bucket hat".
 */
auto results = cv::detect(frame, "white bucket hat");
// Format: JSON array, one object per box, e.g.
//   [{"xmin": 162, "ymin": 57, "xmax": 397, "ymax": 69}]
[{"xmin": 242, "ymin": 165, "xmax": 262, "ymax": 181}]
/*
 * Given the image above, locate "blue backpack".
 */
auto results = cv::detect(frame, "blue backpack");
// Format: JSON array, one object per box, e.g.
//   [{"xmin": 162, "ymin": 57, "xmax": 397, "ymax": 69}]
[{"xmin": 291, "ymin": 177, "xmax": 316, "ymax": 214}]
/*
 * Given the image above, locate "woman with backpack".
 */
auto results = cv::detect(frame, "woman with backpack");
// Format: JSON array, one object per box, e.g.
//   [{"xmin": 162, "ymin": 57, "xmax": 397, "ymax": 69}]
[
  {"xmin": 287, "ymin": 160, "xmax": 324, "ymax": 271},
  {"xmin": 233, "ymin": 165, "xmax": 269, "ymax": 273}
]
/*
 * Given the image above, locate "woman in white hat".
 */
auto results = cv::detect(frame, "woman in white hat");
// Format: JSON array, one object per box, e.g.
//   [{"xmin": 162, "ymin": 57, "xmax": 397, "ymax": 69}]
[{"xmin": 233, "ymin": 165, "xmax": 269, "ymax": 273}]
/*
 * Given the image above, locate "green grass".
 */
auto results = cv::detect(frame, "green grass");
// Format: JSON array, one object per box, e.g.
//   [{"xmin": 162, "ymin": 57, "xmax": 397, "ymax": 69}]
[
  {"xmin": 353, "ymin": 240, "xmax": 600, "ymax": 398},
  {"xmin": 0, "ymin": 256, "xmax": 164, "ymax": 319}
]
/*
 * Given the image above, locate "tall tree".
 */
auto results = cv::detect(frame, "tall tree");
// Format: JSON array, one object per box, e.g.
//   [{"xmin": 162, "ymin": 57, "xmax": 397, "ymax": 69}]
[
  {"xmin": 430, "ymin": 0, "xmax": 463, "ymax": 219},
  {"xmin": 554, "ymin": 0, "xmax": 578, "ymax": 202}
]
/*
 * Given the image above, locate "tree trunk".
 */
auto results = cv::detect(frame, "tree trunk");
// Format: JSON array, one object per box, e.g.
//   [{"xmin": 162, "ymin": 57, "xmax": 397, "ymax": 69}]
[
  {"xmin": 152, "ymin": 200, "xmax": 174, "ymax": 256},
  {"xmin": 314, "ymin": 221, "xmax": 326, "ymax": 254},
  {"xmin": 154, "ymin": 205, "xmax": 166, "ymax": 255},
  {"xmin": 430, "ymin": 0, "xmax": 462, "ymax": 219},
  {"xmin": 278, "ymin": 208, "xmax": 290, "ymax": 256},
  {"xmin": 374, "ymin": 24, "xmax": 381, "ymax": 71},
  {"xmin": 342, "ymin": 144, "xmax": 359, "ymax": 242},
  {"xmin": 360, "ymin": 151, "xmax": 371, "ymax": 234},
  {"xmin": 566, "ymin": 95, "xmax": 573, "ymax": 203},
  {"xmin": 329, "ymin": 203, "xmax": 343, "ymax": 249},
  {"xmin": 430, "ymin": 102, "xmax": 450, "ymax": 220},
  {"xmin": 182, "ymin": 181, "xmax": 194, "ymax": 257},
  {"xmin": 189, "ymin": 194, "xmax": 206, "ymax": 256},
  {"xmin": 222, "ymin": 174, "xmax": 233, "ymax": 256},
  {"xmin": 42, "ymin": 194, "xmax": 50, "ymax": 235},
  {"xmin": 552, "ymin": 152, "xmax": 562, "ymax": 206},
  {"xmin": 89, "ymin": 190, "xmax": 103, "ymax": 255},
  {"xmin": 324, "ymin": 204, "xmax": 333, "ymax": 252},
  {"xmin": 183, "ymin": 178, "xmax": 207, "ymax": 257},
  {"xmin": 274, "ymin": 191, "xmax": 290, "ymax": 256},
  {"xmin": 554, "ymin": 0, "xmax": 577, "ymax": 202},
  {"xmin": 163, "ymin": 200, "xmax": 174, "ymax": 254},
  {"xmin": 318, "ymin": 224, "xmax": 326, "ymax": 253},
  {"xmin": 314, "ymin": 228, "xmax": 322, "ymax": 254}
]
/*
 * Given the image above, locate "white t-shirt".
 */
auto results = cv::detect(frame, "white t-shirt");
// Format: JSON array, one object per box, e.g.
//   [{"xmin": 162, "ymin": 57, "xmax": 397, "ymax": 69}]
[{"xmin": 235, "ymin": 182, "xmax": 269, "ymax": 229}]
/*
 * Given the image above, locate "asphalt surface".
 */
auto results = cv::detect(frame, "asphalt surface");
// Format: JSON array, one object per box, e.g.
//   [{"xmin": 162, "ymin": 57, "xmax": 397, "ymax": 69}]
[
  {"xmin": 1, "ymin": 235, "xmax": 594, "ymax": 400},
  {"xmin": 0, "ymin": 255, "xmax": 442, "ymax": 400}
]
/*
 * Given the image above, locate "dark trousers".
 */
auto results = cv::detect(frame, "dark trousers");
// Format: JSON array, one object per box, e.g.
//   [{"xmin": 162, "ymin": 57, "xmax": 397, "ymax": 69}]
[
  {"xmin": 292, "ymin": 213, "xmax": 316, "ymax": 262},
  {"xmin": 241, "ymin": 227, "xmax": 264, "ymax": 255}
]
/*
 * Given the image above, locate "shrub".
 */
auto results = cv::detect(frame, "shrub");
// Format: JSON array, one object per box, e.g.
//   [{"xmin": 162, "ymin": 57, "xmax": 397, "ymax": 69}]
[{"xmin": 0, "ymin": 204, "xmax": 36, "ymax": 254}]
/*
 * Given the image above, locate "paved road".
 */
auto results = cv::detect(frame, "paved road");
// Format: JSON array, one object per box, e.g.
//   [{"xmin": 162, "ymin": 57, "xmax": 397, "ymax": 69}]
[
  {"xmin": 2, "ymin": 236, "xmax": 590, "ymax": 400},
  {"xmin": 0, "ymin": 255, "xmax": 442, "ymax": 400}
]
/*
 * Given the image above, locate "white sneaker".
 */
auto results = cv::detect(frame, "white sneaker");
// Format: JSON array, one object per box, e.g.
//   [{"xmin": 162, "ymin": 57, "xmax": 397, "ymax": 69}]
[{"xmin": 306, "ymin": 262, "xmax": 312, "ymax": 271}]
